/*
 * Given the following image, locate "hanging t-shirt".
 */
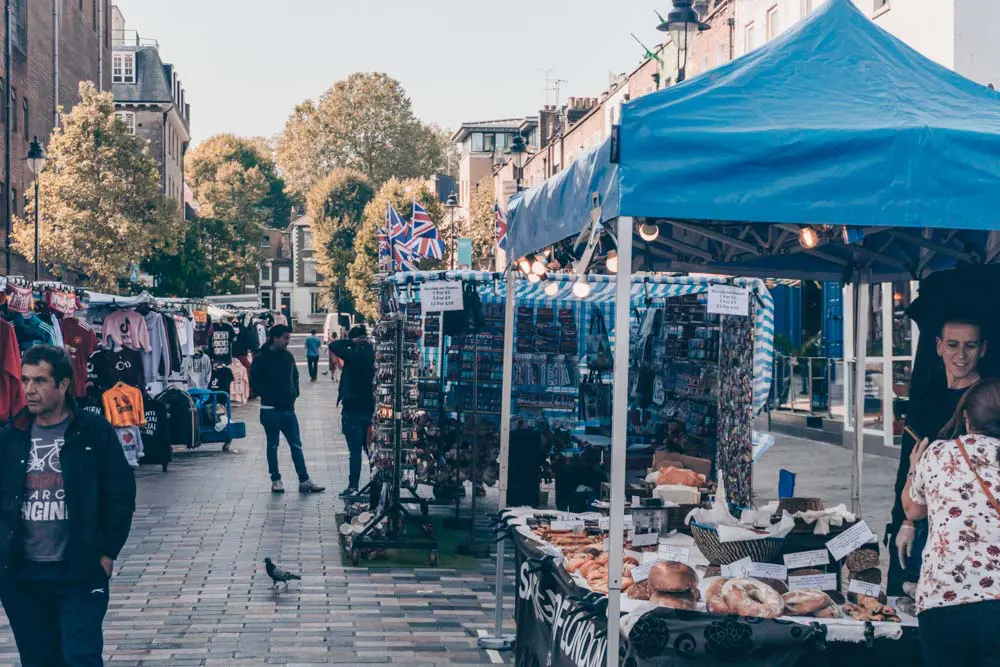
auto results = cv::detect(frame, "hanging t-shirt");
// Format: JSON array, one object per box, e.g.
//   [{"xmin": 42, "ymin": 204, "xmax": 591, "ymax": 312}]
[
  {"xmin": 142, "ymin": 311, "xmax": 171, "ymax": 385},
  {"xmin": 231, "ymin": 320, "xmax": 249, "ymax": 358},
  {"xmin": 102, "ymin": 382, "xmax": 146, "ymax": 428},
  {"xmin": 78, "ymin": 385, "xmax": 104, "ymax": 417},
  {"xmin": 115, "ymin": 426, "xmax": 143, "ymax": 468},
  {"xmin": 88, "ymin": 348, "xmax": 144, "ymax": 391},
  {"xmin": 139, "ymin": 398, "xmax": 169, "ymax": 454},
  {"xmin": 61, "ymin": 318, "xmax": 98, "ymax": 399},
  {"xmin": 209, "ymin": 322, "xmax": 235, "ymax": 364},
  {"xmin": 101, "ymin": 310, "xmax": 152, "ymax": 352},
  {"xmin": 11, "ymin": 313, "xmax": 56, "ymax": 352},
  {"xmin": 208, "ymin": 366, "xmax": 234, "ymax": 394}
]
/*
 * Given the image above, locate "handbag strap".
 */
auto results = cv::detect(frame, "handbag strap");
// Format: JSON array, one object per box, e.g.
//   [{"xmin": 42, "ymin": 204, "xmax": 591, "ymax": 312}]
[{"xmin": 954, "ymin": 438, "xmax": 1000, "ymax": 520}]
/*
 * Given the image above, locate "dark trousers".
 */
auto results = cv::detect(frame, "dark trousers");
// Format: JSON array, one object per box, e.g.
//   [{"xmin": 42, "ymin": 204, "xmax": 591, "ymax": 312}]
[
  {"xmin": 919, "ymin": 600, "xmax": 1000, "ymax": 666},
  {"xmin": 0, "ymin": 570, "xmax": 110, "ymax": 666},
  {"xmin": 260, "ymin": 408, "xmax": 310, "ymax": 483},
  {"xmin": 306, "ymin": 356, "xmax": 319, "ymax": 381},
  {"xmin": 342, "ymin": 410, "xmax": 371, "ymax": 489}
]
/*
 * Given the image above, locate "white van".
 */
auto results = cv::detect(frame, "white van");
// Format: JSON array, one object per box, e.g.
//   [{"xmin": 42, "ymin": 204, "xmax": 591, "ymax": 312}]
[{"xmin": 323, "ymin": 312, "xmax": 354, "ymax": 341}]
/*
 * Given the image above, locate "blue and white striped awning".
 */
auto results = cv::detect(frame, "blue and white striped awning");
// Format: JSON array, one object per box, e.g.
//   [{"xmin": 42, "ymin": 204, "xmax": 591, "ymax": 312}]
[{"xmin": 388, "ymin": 271, "xmax": 774, "ymax": 413}]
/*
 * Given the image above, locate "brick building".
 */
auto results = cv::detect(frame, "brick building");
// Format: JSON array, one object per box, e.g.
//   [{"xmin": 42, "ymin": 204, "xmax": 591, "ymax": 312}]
[
  {"xmin": 110, "ymin": 5, "xmax": 190, "ymax": 211},
  {"xmin": 0, "ymin": 0, "xmax": 111, "ymax": 275}
]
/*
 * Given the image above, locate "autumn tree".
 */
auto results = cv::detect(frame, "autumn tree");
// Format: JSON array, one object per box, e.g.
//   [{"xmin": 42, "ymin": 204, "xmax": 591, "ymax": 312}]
[
  {"xmin": 346, "ymin": 178, "xmax": 445, "ymax": 320},
  {"xmin": 306, "ymin": 169, "xmax": 374, "ymax": 312},
  {"xmin": 11, "ymin": 82, "xmax": 182, "ymax": 289},
  {"xmin": 468, "ymin": 175, "xmax": 500, "ymax": 269},
  {"xmin": 276, "ymin": 73, "xmax": 446, "ymax": 199}
]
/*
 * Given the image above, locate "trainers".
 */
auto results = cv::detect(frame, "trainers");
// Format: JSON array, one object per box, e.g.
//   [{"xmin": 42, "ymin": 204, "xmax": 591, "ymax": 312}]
[
  {"xmin": 299, "ymin": 480, "xmax": 326, "ymax": 493},
  {"xmin": 271, "ymin": 480, "xmax": 285, "ymax": 493},
  {"xmin": 339, "ymin": 487, "xmax": 358, "ymax": 498}
]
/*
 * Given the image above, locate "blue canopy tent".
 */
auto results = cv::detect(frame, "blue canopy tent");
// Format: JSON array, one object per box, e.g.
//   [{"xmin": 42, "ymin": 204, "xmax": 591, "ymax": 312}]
[{"xmin": 501, "ymin": 0, "xmax": 1000, "ymax": 660}]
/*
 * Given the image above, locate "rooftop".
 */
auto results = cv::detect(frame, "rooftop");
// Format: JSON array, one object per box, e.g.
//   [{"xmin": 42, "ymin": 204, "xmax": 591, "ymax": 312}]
[{"xmin": 451, "ymin": 118, "xmax": 528, "ymax": 143}]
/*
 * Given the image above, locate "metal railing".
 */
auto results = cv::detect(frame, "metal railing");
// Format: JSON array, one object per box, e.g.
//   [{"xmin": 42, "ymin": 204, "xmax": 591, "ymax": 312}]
[
  {"xmin": 770, "ymin": 355, "xmax": 847, "ymax": 419},
  {"xmin": 112, "ymin": 29, "xmax": 159, "ymax": 50}
]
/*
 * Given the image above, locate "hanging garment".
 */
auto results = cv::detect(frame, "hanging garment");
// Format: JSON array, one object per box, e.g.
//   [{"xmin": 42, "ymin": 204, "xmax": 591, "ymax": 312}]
[
  {"xmin": 0, "ymin": 319, "xmax": 24, "ymax": 422},
  {"xmin": 189, "ymin": 353, "xmax": 212, "ymax": 390},
  {"xmin": 37, "ymin": 311, "xmax": 64, "ymax": 349},
  {"xmin": 158, "ymin": 388, "xmax": 200, "ymax": 449},
  {"xmin": 256, "ymin": 322, "xmax": 266, "ymax": 349},
  {"xmin": 161, "ymin": 313, "xmax": 183, "ymax": 372},
  {"xmin": 193, "ymin": 311, "xmax": 211, "ymax": 347},
  {"xmin": 5, "ymin": 285, "xmax": 33, "ymax": 313},
  {"xmin": 114, "ymin": 426, "xmax": 144, "ymax": 468},
  {"xmin": 208, "ymin": 366, "xmax": 234, "ymax": 394},
  {"xmin": 88, "ymin": 347, "xmax": 144, "ymax": 390},
  {"xmin": 61, "ymin": 317, "xmax": 98, "ymax": 399},
  {"xmin": 174, "ymin": 315, "xmax": 195, "ymax": 356},
  {"xmin": 11, "ymin": 313, "xmax": 56, "ymax": 352},
  {"xmin": 209, "ymin": 322, "xmax": 235, "ymax": 364},
  {"xmin": 229, "ymin": 362, "xmax": 250, "ymax": 405},
  {"xmin": 142, "ymin": 311, "xmax": 171, "ymax": 385},
  {"xmin": 138, "ymin": 397, "xmax": 171, "ymax": 466},
  {"xmin": 45, "ymin": 289, "xmax": 79, "ymax": 316},
  {"xmin": 101, "ymin": 310, "xmax": 152, "ymax": 352},
  {"xmin": 102, "ymin": 382, "xmax": 147, "ymax": 428}
]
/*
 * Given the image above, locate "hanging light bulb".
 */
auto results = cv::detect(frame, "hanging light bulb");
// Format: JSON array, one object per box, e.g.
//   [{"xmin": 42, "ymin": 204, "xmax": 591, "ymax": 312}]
[
  {"xmin": 544, "ymin": 281, "xmax": 559, "ymax": 296},
  {"xmin": 518, "ymin": 256, "xmax": 532, "ymax": 274},
  {"xmin": 606, "ymin": 250, "xmax": 619, "ymax": 274},
  {"xmin": 639, "ymin": 222, "xmax": 660, "ymax": 242},
  {"xmin": 799, "ymin": 226, "xmax": 819, "ymax": 250},
  {"xmin": 572, "ymin": 275, "xmax": 592, "ymax": 298},
  {"xmin": 531, "ymin": 258, "xmax": 547, "ymax": 275},
  {"xmin": 527, "ymin": 272, "xmax": 541, "ymax": 284}
]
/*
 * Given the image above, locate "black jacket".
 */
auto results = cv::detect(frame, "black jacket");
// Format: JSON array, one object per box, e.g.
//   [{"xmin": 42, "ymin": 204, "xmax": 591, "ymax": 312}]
[
  {"xmin": 250, "ymin": 346, "xmax": 300, "ymax": 410},
  {"xmin": 330, "ymin": 339, "xmax": 375, "ymax": 415},
  {"xmin": 0, "ymin": 406, "xmax": 136, "ymax": 579}
]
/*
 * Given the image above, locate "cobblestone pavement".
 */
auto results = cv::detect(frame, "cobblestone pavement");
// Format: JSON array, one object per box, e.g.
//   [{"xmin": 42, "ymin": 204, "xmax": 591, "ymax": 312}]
[{"xmin": 0, "ymin": 336, "xmax": 515, "ymax": 666}]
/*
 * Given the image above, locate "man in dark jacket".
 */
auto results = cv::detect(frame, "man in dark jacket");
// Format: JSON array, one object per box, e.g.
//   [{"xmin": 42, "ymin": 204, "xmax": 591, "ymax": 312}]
[
  {"xmin": 0, "ymin": 345, "xmax": 135, "ymax": 666},
  {"xmin": 249, "ymin": 325, "xmax": 325, "ymax": 494},
  {"xmin": 330, "ymin": 325, "xmax": 375, "ymax": 496}
]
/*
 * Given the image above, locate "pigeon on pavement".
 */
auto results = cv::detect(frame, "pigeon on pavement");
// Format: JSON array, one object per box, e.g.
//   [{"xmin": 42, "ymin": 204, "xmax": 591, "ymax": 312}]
[{"xmin": 264, "ymin": 557, "xmax": 302, "ymax": 590}]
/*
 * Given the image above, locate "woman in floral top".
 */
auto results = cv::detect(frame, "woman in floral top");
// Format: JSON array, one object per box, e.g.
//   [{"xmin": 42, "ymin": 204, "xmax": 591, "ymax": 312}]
[{"xmin": 903, "ymin": 378, "xmax": 1000, "ymax": 666}]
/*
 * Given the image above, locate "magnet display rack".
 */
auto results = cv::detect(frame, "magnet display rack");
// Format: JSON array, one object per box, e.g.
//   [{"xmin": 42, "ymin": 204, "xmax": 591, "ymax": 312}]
[{"xmin": 349, "ymin": 283, "xmax": 438, "ymax": 566}]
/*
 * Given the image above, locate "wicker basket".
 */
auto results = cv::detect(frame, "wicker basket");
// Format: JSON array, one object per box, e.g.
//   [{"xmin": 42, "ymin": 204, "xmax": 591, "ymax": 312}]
[{"xmin": 690, "ymin": 521, "xmax": 785, "ymax": 565}]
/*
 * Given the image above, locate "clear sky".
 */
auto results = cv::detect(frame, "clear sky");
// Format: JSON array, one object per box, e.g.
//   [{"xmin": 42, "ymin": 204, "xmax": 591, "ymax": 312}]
[{"xmin": 114, "ymin": 0, "xmax": 670, "ymax": 146}]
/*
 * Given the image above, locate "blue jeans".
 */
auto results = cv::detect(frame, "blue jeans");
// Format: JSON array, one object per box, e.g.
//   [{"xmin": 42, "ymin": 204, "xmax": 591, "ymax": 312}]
[
  {"xmin": 260, "ymin": 409, "xmax": 310, "ymax": 483},
  {"xmin": 342, "ymin": 411, "xmax": 371, "ymax": 489}
]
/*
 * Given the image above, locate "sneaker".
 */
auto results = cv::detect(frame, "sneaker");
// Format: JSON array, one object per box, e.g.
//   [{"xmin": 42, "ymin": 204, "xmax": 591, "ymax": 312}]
[
  {"xmin": 299, "ymin": 480, "xmax": 326, "ymax": 493},
  {"xmin": 339, "ymin": 487, "xmax": 358, "ymax": 498},
  {"xmin": 271, "ymin": 480, "xmax": 285, "ymax": 493}
]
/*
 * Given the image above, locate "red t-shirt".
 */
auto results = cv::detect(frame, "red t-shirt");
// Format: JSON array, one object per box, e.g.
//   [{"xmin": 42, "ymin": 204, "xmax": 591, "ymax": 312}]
[{"xmin": 60, "ymin": 317, "xmax": 97, "ymax": 398}]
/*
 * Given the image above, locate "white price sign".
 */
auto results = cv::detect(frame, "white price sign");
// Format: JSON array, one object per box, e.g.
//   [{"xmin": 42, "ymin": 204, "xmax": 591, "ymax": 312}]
[
  {"xmin": 826, "ymin": 521, "xmax": 877, "ymax": 561},
  {"xmin": 550, "ymin": 520, "xmax": 584, "ymax": 532},
  {"xmin": 598, "ymin": 517, "xmax": 610, "ymax": 531},
  {"xmin": 657, "ymin": 545, "xmax": 690, "ymax": 564},
  {"xmin": 783, "ymin": 550, "xmax": 831, "ymax": 569},
  {"xmin": 707, "ymin": 284, "xmax": 750, "ymax": 316},
  {"xmin": 721, "ymin": 557, "xmax": 752, "ymax": 578},
  {"xmin": 630, "ymin": 559, "xmax": 664, "ymax": 583},
  {"xmin": 788, "ymin": 573, "xmax": 838, "ymax": 592},
  {"xmin": 748, "ymin": 562, "xmax": 788, "ymax": 581},
  {"xmin": 631, "ymin": 495, "xmax": 642, "ymax": 508},
  {"xmin": 848, "ymin": 579, "xmax": 882, "ymax": 598},
  {"xmin": 631, "ymin": 532, "xmax": 659, "ymax": 548},
  {"xmin": 420, "ymin": 282, "xmax": 463, "ymax": 313}
]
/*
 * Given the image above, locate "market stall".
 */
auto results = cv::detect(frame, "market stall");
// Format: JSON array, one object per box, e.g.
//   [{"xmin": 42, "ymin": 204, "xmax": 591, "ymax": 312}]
[{"xmin": 503, "ymin": 0, "xmax": 1000, "ymax": 663}]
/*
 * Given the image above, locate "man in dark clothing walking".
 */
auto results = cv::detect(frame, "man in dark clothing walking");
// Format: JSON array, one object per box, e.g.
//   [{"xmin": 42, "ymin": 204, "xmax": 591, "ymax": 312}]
[
  {"xmin": 329, "ymin": 325, "xmax": 375, "ymax": 496},
  {"xmin": 249, "ymin": 325, "xmax": 325, "ymax": 494},
  {"xmin": 0, "ymin": 345, "xmax": 136, "ymax": 667}
]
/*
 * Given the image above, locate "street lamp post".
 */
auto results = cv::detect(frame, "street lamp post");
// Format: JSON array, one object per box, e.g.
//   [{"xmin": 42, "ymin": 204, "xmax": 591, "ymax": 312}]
[
  {"xmin": 444, "ymin": 192, "xmax": 458, "ymax": 270},
  {"xmin": 25, "ymin": 136, "xmax": 46, "ymax": 282},
  {"xmin": 658, "ymin": 0, "xmax": 710, "ymax": 83},
  {"xmin": 506, "ymin": 134, "xmax": 526, "ymax": 192}
]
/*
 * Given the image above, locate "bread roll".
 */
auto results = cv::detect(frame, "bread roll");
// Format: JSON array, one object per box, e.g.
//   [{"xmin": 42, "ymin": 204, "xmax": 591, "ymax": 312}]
[
  {"xmin": 651, "ymin": 591, "xmax": 698, "ymax": 611},
  {"xmin": 648, "ymin": 561, "xmax": 699, "ymax": 594},
  {"xmin": 782, "ymin": 590, "xmax": 832, "ymax": 616}
]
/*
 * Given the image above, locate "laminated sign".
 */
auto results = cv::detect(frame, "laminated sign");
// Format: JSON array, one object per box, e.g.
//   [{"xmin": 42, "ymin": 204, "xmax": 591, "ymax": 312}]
[
  {"xmin": 421, "ymin": 282, "xmax": 463, "ymax": 313},
  {"xmin": 707, "ymin": 285, "xmax": 749, "ymax": 316}
]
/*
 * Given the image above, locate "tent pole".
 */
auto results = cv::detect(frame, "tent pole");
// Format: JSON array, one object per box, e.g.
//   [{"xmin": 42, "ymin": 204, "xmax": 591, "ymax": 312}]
[
  {"xmin": 851, "ymin": 279, "xmax": 870, "ymax": 515},
  {"xmin": 607, "ymin": 216, "xmax": 633, "ymax": 666},
  {"xmin": 479, "ymin": 270, "xmax": 516, "ymax": 651}
]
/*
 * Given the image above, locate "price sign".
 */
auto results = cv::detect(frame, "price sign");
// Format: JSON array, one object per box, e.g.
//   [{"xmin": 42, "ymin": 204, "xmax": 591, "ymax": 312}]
[
  {"xmin": 748, "ymin": 562, "xmax": 788, "ymax": 581},
  {"xmin": 658, "ymin": 545, "xmax": 690, "ymax": 564},
  {"xmin": 550, "ymin": 520, "xmax": 584, "ymax": 532},
  {"xmin": 420, "ymin": 282, "xmax": 463, "ymax": 313},
  {"xmin": 707, "ymin": 285, "xmax": 750, "ymax": 316},
  {"xmin": 631, "ymin": 495, "xmax": 642, "ymax": 508},
  {"xmin": 783, "ymin": 550, "xmax": 831, "ymax": 569},
  {"xmin": 826, "ymin": 521, "xmax": 876, "ymax": 561},
  {"xmin": 624, "ymin": 549, "xmax": 643, "ymax": 563},
  {"xmin": 631, "ymin": 532, "xmax": 659, "ymax": 548},
  {"xmin": 721, "ymin": 557, "xmax": 752, "ymax": 578},
  {"xmin": 598, "ymin": 517, "xmax": 610, "ymax": 531},
  {"xmin": 788, "ymin": 573, "xmax": 838, "ymax": 592},
  {"xmin": 848, "ymin": 579, "xmax": 883, "ymax": 598},
  {"xmin": 630, "ymin": 559, "xmax": 664, "ymax": 583}
]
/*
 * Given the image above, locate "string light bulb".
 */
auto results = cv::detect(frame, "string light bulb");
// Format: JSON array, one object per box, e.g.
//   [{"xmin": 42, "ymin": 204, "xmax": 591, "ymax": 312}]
[
  {"xmin": 544, "ymin": 281, "xmax": 559, "ymax": 296},
  {"xmin": 518, "ymin": 257, "xmax": 532, "ymax": 274},
  {"xmin": 527, "ymin": 272, "xmax": 541, "ymax": 284},
  {"xmin": 639, "ymin": 222, "xmax": 660, "ymax": 242},
  {"xmin": 799, "ymin": 227, "xmax": 819, "ymax": 250},
  {"xmin": 572, "ymin": 275, "xmax": 592, "ymax": 298},
  {"xmin": 531, "ymin": 258, "xmax": 547, "ymax": 275},
  {"xmin": 606, "ymin": 250, "xmax": 619, "ymax": 274}
]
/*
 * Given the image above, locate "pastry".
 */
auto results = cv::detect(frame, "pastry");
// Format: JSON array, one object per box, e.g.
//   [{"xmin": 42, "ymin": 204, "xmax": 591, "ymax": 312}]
[
  {"xmin": 845, "ymin": 547, "xmax": 880, "ymax": 573},
  {"xmin": 721, "ymin": 578, "xmax": 785, "ymax": 619},
  {"xmin": 651, "ymin": 591, "xmax": 698, "ymax": 611},
  {"xmin": 782, "ymin": 590, "xmax": 833, "ymax": 616},
  {"xmin": 648, "ymin": 561, "xmax": 699, "ymax": 594}
]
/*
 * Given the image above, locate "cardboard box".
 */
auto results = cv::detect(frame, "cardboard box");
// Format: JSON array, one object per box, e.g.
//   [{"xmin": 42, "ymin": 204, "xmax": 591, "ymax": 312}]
[{"xmin": 651, "ymin": 451, "xmax": 712, "ymax": 478}]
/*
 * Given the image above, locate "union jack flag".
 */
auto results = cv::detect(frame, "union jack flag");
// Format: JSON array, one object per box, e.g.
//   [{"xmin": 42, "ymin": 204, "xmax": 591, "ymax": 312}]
[
  {"xmin": 494, "ymin": 204, "xmax": 508, "ymax": 252},
  {"xmin": 377, "ymin": 226, "xmax": 391, "ymax": 269},
  {"xmin": 386, "ymin": 204, "xmax": 417, "ymax": 271},
  {"xmin": 409, "ymin": 200, "xmax": 444, "ymax": 260}
]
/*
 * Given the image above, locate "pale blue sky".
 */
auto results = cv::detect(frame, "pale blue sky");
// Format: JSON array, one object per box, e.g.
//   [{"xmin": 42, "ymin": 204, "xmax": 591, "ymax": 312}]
[{"xmin": 115, "ymin": 0, "xmax": 669, "ymax": 145}]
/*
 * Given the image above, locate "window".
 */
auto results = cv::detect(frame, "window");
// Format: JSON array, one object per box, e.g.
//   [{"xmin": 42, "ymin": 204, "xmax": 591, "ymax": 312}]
[
  {"xmin": 303, "ymin": 230, "xmax": 314, "ymax": 250},
  {"xmin": 766, "ymin": 6, "xmax": 779, "ymax": 40},
  {"xmin": 259, "ymin": 235, "xmax": 271, "ymax": 248},
  {"xmin": 11, "ymin": 188, "xmax": 17, "ymax": 216},
  {"xmin": 115, "ymin": 111, "xmax": 135, "ymax": 135},
  {"xmin": 745, "ymin": 22, "xmax": 756, "ymax": 52},
  {"xmin": 260, "ymin": 292, "xmax": 271, "ymax": 310},
  {"xmin": 21, "ymin": 97, "xmax": 27, "ymax": 140},
  {"xmin": 261, "ymin": 264, "xmax": 271, "ymax": 282},
  {"xmin": 483, "ymin": 133, "xmax": 496, "ymax": 152},
  {"xmin": 304, "ymin": 262, "xmax": 317, "ymax": 284},
  {"xmin": 277, "ymin": 266, "xmax": 290, "ymax": 283},
  {"xmin": 310, "ymin": 292, "xmax": 327, "ymax": 315},
  {"xmin": 112, "ymin": 52, "xmax": 135, "ymax": 84},
  {"xmin": 471, "ymin": 132, "xmax": 484, "ymax": 153},
  {"xmin": 496, "ymin": 133, "xmax": 508, "ymax": 150}
]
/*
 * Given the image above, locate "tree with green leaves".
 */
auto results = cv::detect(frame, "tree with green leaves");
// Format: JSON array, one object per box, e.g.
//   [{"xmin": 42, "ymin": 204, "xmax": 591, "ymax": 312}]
[
  {"xmin": 276, "ymin": 73, "xmax": 446, "ymax": 199},
  {"xmin": 306, "ymin": 169, "xmax": 374, "ymax": 311},
  {"xmin": 468, "ymin": 175, "xmax": 500, "ymax": 269},
  {"xmin": 346, "ymin": 178, "xmax": 446, "ymax": 320},
  {"xmin": 11, "ymin": 82, "xmax": 182, "ymax": 289}
]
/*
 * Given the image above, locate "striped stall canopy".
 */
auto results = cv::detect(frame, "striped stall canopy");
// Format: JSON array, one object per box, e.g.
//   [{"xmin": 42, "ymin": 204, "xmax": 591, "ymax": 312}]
[{"xmin": 387, "ymin": 271, "xmax": 775, "ymax": 414}]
